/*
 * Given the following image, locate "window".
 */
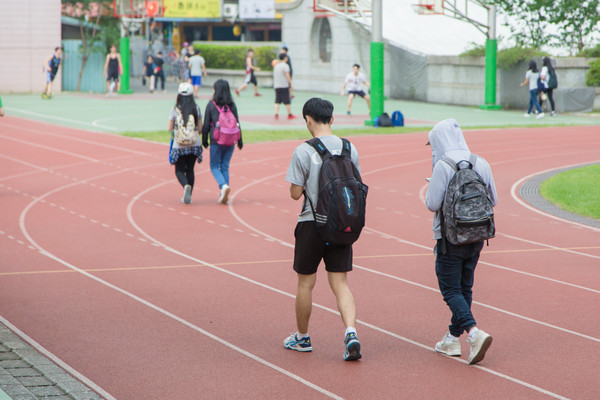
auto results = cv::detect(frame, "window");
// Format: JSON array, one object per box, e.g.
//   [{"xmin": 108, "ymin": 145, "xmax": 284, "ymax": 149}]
[{"xmin": 312, "ymin": 17, "xmax": 332, "ymax": 64}]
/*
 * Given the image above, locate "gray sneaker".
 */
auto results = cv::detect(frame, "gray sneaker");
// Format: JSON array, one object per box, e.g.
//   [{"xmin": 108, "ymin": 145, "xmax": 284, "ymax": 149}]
[
  {"xmin": 183, "ymin": 184, "xmax": 192, "ymax": 204},
  {"xmin": 466, "ymin": 329, "xmax": 492, "ymax": 365},
  {"xmin": 435, "ymin": 332, "xmax": 461, "ymax": 356}
]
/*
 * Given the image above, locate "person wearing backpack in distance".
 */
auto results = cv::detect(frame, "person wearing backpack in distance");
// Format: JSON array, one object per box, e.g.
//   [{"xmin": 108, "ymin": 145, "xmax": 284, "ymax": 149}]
[
  {"xmin": 202, "ymin": 79, "xmax": 242, "ymax": 204},
  {"xmin": 425, "ymin": 119, "xmax": 497, "ymax": 365},
  {"xmin": 284, "ymin": 97, "xmax": 367, "ymax": 361},
  {"xmin": 168, "ymin": 82, "xmax": 203, "ymax": 204}
]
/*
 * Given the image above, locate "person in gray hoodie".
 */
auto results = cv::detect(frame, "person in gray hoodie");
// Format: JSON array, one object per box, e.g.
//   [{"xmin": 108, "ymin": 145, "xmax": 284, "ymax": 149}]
[{"xmin": 425, "ymin": 119, "xmax": 497, "ymax": 365}]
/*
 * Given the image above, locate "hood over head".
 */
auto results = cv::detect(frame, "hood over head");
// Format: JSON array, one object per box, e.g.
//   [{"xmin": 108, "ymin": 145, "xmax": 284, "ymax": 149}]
[{"xmin": 427, "ymin": 119, "xmax": 469, "ymax": 165}]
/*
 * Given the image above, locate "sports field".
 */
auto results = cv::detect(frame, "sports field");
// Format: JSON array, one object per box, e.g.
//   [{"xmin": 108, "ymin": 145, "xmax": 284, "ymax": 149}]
[{"xmin": 1, "ymin": 87, "xmax": 600, "ymax": 399}]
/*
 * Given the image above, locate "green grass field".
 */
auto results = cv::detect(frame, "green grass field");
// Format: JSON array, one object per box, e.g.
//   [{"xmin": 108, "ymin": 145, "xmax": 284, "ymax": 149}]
[{"xmin": 540, "ymin": 164, "xmax": 600, "ymax": 220}]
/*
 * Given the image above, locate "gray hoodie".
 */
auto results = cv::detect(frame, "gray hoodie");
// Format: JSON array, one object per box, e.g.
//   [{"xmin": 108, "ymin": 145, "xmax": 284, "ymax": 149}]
[{"xmin": 425, "ymin": 119, "xmax": 498, "ymax": 240}]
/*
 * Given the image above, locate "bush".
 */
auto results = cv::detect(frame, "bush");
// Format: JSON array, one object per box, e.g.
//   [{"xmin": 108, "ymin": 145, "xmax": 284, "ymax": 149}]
[
  {"xmin": 497, "ymin": 46, "xmax": 548, "ymax": 70},
  {"xmin": 578, "ymin": 43, "xmax": 600, "ymax": 58},
  {"xmin": 193, "ymin": 44, "xmax": 278, "ymax": 71},
  {"xmin": 585, "ymin": 59, "xmax": 600, "ymax": 86},
  {"xmin": 459, "ymin": 43, "xmax": 486, "ymax": 58}
]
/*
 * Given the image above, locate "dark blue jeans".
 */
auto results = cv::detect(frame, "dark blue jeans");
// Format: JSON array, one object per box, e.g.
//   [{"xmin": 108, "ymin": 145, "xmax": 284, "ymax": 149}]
[
  {"xmin": 528, "ymin": 89, "xmax": 542, "ymax": 114},
  {"xmin": 435, "ymin": 240, "xmax": 484, "ymax": 337}
]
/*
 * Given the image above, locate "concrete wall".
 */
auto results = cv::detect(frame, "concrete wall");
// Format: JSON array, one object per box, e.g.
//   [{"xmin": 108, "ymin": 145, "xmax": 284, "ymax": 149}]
[
  {"xmin": 281, "ymin": 0, "xmax": 390, "ymax": 96},
  {"xmin": 0, "ymin": 0, "xmax": 62, "ymax": 93}
]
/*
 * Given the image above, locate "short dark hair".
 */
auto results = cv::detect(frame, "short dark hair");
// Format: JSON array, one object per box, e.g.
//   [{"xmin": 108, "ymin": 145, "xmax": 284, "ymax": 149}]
[
  {"xmin": 302, "ymin": 97, "xmax": 334, "ymax": 124},
  {"xmin": 353, "ymin": 63, "xmax": 360, "ymax": 69},
  {"xmin": 278, "ymin": 53, "xmax": 287, "ymax": 60},
  {"xmin": 281, "ymin": 46, "xmax": 288, "ymax": 52}
]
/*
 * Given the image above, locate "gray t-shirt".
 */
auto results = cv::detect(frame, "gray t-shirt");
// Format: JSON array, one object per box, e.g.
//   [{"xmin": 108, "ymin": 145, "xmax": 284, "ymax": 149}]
[
  {"xmin": 286, "ymin": 135, "xmax": 361, "ymax": 222},
  {"xmin": 273, "ymin": 62, "xmax": 291, "ymax": 89},
  {"xmin": 189, "ymin": 55, "xmax": 205, "ymax": 77}
]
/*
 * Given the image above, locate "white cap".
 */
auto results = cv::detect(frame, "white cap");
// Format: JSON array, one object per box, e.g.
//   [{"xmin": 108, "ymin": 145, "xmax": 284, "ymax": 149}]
[{"xmin": 178, "ymin": 82, "xmax": 193, "ymax": 96}]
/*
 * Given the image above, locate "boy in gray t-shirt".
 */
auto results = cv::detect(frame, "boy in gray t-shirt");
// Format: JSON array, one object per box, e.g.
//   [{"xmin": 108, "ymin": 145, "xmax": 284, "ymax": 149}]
[
  {"xmin": 283, "ymin": 97, "xmax": 362, "ymax": 361},
  {"xmin": 188, "ymin": 51, "xmax": 207, "ymax": 98}
]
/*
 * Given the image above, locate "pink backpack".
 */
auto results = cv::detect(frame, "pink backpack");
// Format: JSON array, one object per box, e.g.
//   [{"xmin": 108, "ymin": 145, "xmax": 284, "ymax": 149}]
[{"xmin": 212, "ymin": 101, "xmax": 241, "ymax": 146}]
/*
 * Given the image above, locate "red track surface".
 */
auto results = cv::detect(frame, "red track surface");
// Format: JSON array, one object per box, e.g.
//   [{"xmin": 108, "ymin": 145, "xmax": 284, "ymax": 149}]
[{"xmin": 1, "ymin": 116, "xmax": 599, "ymax": 399}]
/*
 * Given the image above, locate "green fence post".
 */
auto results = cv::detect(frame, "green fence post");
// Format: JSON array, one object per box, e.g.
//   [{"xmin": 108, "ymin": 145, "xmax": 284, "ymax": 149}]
[
  {"xmin": 480, "ymin": 5, "xmax": 500, "ymax": 110},
  {"xmin": 119, "ymin": 36, "xmax": 134, "ymax": 94},
  {"xmin": 365, "ymin": 0, "xmax": 384, "ymax": 125}
]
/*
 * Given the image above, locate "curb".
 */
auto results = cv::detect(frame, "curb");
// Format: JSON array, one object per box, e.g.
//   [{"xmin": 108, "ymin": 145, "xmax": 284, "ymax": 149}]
[
  {"xmin": 519, "ymin": 162, "xmax": 600, "ymax": 229},
  {"xmin": 0, "ymin": 323, "xmax": 103, "ymax": 400}
]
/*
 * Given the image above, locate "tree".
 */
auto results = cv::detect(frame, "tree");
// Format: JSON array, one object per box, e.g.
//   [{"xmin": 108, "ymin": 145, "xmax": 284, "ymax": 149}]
[
  {"xmin": 62, "ymin": 1, "xmax": 113, "ymax": 91},
  {"xmin": 488, "ymin": 0, "xmax": 556, "ymax": 49},
  {"xmin": 487, "ymin": 0, "xmax": 600, "ymax": 54},
  {"xmin": 548, "ymin": 0, "xmax": 600, "ymax": 54}
]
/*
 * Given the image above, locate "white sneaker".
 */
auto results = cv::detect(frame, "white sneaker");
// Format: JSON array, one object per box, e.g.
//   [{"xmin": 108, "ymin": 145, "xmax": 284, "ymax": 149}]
[
  {"xmin": 435, "ymin": 332, "xmax": 461, "ymax": 356},
  {"xmin": 536, "ymin": 113, "xmax": 545, "ymax": 119},
  {"xmin": 466, "ymin": 329, "xmax": 492, "ymax": 365},
  {"xmin": 523, "ymin": 113, "xmax": 530, "ymax": 118},
  {"xmin": 551, "ymin": 111, "xmax": 556, "ymax": 117},
  {"xmin": 182, "ymin": 184, "xmax": 192, "ymax": 204},
  {"xmin": 218, "ymin": 184, "xmax": 231, "ymax": 204}
]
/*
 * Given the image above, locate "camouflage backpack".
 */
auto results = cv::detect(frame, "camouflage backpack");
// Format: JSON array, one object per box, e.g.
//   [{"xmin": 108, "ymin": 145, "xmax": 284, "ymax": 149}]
[{"xmin": 441, "ymin": 154, "xmax": 495, "ymax": 245}]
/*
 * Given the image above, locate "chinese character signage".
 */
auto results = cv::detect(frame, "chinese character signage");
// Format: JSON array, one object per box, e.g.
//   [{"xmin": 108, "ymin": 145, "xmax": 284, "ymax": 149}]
[
  {"xmin": 163, "ymin": 0, "xmax": 221, "ymax": 19},
  {"xmin": 239, "ymin": 0, "xmax": 275, "ymax": 19}
]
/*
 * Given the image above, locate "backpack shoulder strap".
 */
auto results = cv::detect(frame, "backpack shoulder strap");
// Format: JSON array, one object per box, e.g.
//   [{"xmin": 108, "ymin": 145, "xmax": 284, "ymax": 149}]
[
  {"xmin": 441, "ymin": 156, "xmax": 458, "ymax": 172},
  {"xmin": 341, "ymin": 138, "xmax": 352, "ymax": 158},
  {"xmin": 469, "ymin": 153, "xmax": 478, "ymax": 169},
  {"xmin": 305, "ymin": 137, "xmax": 330, "ymax": 159},
  {"xmin": 212, "ymin": 101, "xmax": 223, "ymax": 113}
]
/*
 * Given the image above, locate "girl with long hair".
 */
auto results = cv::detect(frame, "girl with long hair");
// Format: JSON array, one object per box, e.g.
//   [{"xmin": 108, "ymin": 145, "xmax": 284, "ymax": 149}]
[
  {"xmin": 168, "ymin": 82, "xmax": 203, "ymax": 204},
  {"xmin": 202, "ymin": 79, "xmax": 243, "ymax": 204},
  {"xmin": 540, "ymin": 57, "xmax": 556, "ymax": 116},
  {"xmin": 520, "ymin": 60, "xmax": 544, "ymax": 118}
]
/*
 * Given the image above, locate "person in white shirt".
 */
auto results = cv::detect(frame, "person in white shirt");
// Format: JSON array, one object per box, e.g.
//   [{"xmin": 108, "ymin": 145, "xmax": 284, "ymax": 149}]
[
  {"xmin": 520, "ymin": 60, "xmax": 544, "ymax": 118},
  {"xmin": 340, "ymin": 64, "xmax": 371, "ymax": 116}
]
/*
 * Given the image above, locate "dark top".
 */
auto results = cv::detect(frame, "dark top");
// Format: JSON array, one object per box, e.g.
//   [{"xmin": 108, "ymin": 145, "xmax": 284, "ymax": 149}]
[
  {"xmin": 154, "ymin": 56, "xmax": 164, "ymax": 73},
  {"xmin": 144, "ymin": 61, "xmax": 155, "ymax": 77},
  {"xmin": 202, "ymin": 101, "xmax": 242, "ymax": 147},
  {"xmin": 107, "ymin": 56, "xmax": 119, "ymax": 74},
  {"xmin": 49, "ymin": 55, "xmax": 61, "ymax": 75}
]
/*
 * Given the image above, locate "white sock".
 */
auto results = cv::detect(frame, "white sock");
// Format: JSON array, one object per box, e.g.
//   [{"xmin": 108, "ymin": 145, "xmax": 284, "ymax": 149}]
[
  {"xmin": 468, "ymin": 327, "xmax": 479, "ymax": 339},
  {"xmin": 448, "ymin": 333, "xmax": 459, "ymax": 342},
  {"xmin": 345, "ymin": 327, "xmax": 357, "ymax": 336},
  {"xmin": 297, "ymin": 331, "xmax": 309, "ymax": 339}
]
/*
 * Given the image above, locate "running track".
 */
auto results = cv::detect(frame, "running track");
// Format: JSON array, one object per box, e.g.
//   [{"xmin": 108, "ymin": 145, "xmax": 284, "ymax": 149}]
[{"xmin": 1, "ymin": 115, "xmax": 599, "ymax": 399}]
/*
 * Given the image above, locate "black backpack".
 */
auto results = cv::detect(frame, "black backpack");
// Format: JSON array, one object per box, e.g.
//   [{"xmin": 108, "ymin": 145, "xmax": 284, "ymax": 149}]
[
  {"xmin": 378, "ymin": 112, "xmax": 393, "ymax": 127},
  {"xmin": 304, "ymin": 137, "xmax": 368, "ymax": 246},
  {"xmin": 548, "ymin": 70, "xmax": 558, "ymax": 89},
  {"xmin": 441, "ymin": 154, "xmax": 495, "ymax": 246}
]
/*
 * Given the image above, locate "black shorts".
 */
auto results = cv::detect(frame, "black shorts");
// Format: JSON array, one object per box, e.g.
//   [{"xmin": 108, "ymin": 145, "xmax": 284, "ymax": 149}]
[
  {"xmin": 348, "ymin": 90, "xmax": 366, "ymax": 98},
  {"xmin": 107, "ymin": 70, "xmax": 120, "ymax": 82},
  {"xmin": 293, "ymin": 221, "xmax": 353, "ymax": 275},
  {"xmin": 275, "ymin": 88, "xmax": 291, "ymax": 105}
]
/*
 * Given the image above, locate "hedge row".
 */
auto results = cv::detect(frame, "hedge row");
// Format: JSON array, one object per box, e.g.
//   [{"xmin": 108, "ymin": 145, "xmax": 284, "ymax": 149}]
[{"xmin": 193, "ymin": 44, "xmax": 278, "ymax": 71}]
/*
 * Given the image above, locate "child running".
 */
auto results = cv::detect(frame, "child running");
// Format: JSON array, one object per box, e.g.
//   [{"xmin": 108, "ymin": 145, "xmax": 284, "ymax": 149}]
[
  {"xmin": 168, "ymin": 82, "xmax": 203, "ymax": 204},
  {"xmin": 202, "ymin": 79, "xmax": 243, "ymax": 204}
]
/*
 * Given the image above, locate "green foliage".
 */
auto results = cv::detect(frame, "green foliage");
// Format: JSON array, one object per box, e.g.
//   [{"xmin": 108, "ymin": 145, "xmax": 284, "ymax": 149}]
[
  {"xmin": 585, "ymin": 59, "xmax": 600, "ymax": 86},
  {"xmin": 489, "ymin": 0, "xmax": 600, "ymax": 54},
  {"xmin": 578, "ymin": 43, "xmax": 600, "ymax": 58},
  {"xmin": 540, "ymin": 164, "xmax": 600, "ymax": 220},
  {"xmin": 459, "ymin": 43, "xmax": 486, "ymax": 58},
  {"xmin": 497, "ymin": 46, "xmax": 548, "ymax": 70},
  {"xmin": 194, "ymin": 44, "xmax": 278, "ymax": 71}
]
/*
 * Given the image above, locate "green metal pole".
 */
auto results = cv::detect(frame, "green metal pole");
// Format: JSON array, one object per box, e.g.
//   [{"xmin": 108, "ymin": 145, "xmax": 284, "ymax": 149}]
[
  {"xmin": 366, "ymin": 0, "xmax": 384, "ymax": 125},
  {"xmin": 369, "ymin": 42, "xmax": 385, "ymax": 122},
  {"xmin": 479, "ymin": 5, "xmax": 500, "ymax": 110},
  {"xmin": 119, "ymin": 36, "xmax": 133, "ymax": 94}
]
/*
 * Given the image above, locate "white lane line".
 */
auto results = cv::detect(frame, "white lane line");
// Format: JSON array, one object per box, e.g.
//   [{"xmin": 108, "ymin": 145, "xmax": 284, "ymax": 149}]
[
  {"xmin": 510, "ymin": 165, "xmax": 600, "ymax": 233},
  {"xmin": 15, "ymin": 164, "xmax": 343, "ymax": 399},
  {"xmin": 0, "ymin": 134, "xmax": 99, "ymax": 163},
  {"xmin": 498, "ymin": 232, "xmax": 600, "ymax": 261},
  {"xmin": 0, "ymin": 121, "xmax": 149, "ymax": 155},
  {"xmin": 0, "ymin": 315, "xmax": 117, "ymax": 400}
]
